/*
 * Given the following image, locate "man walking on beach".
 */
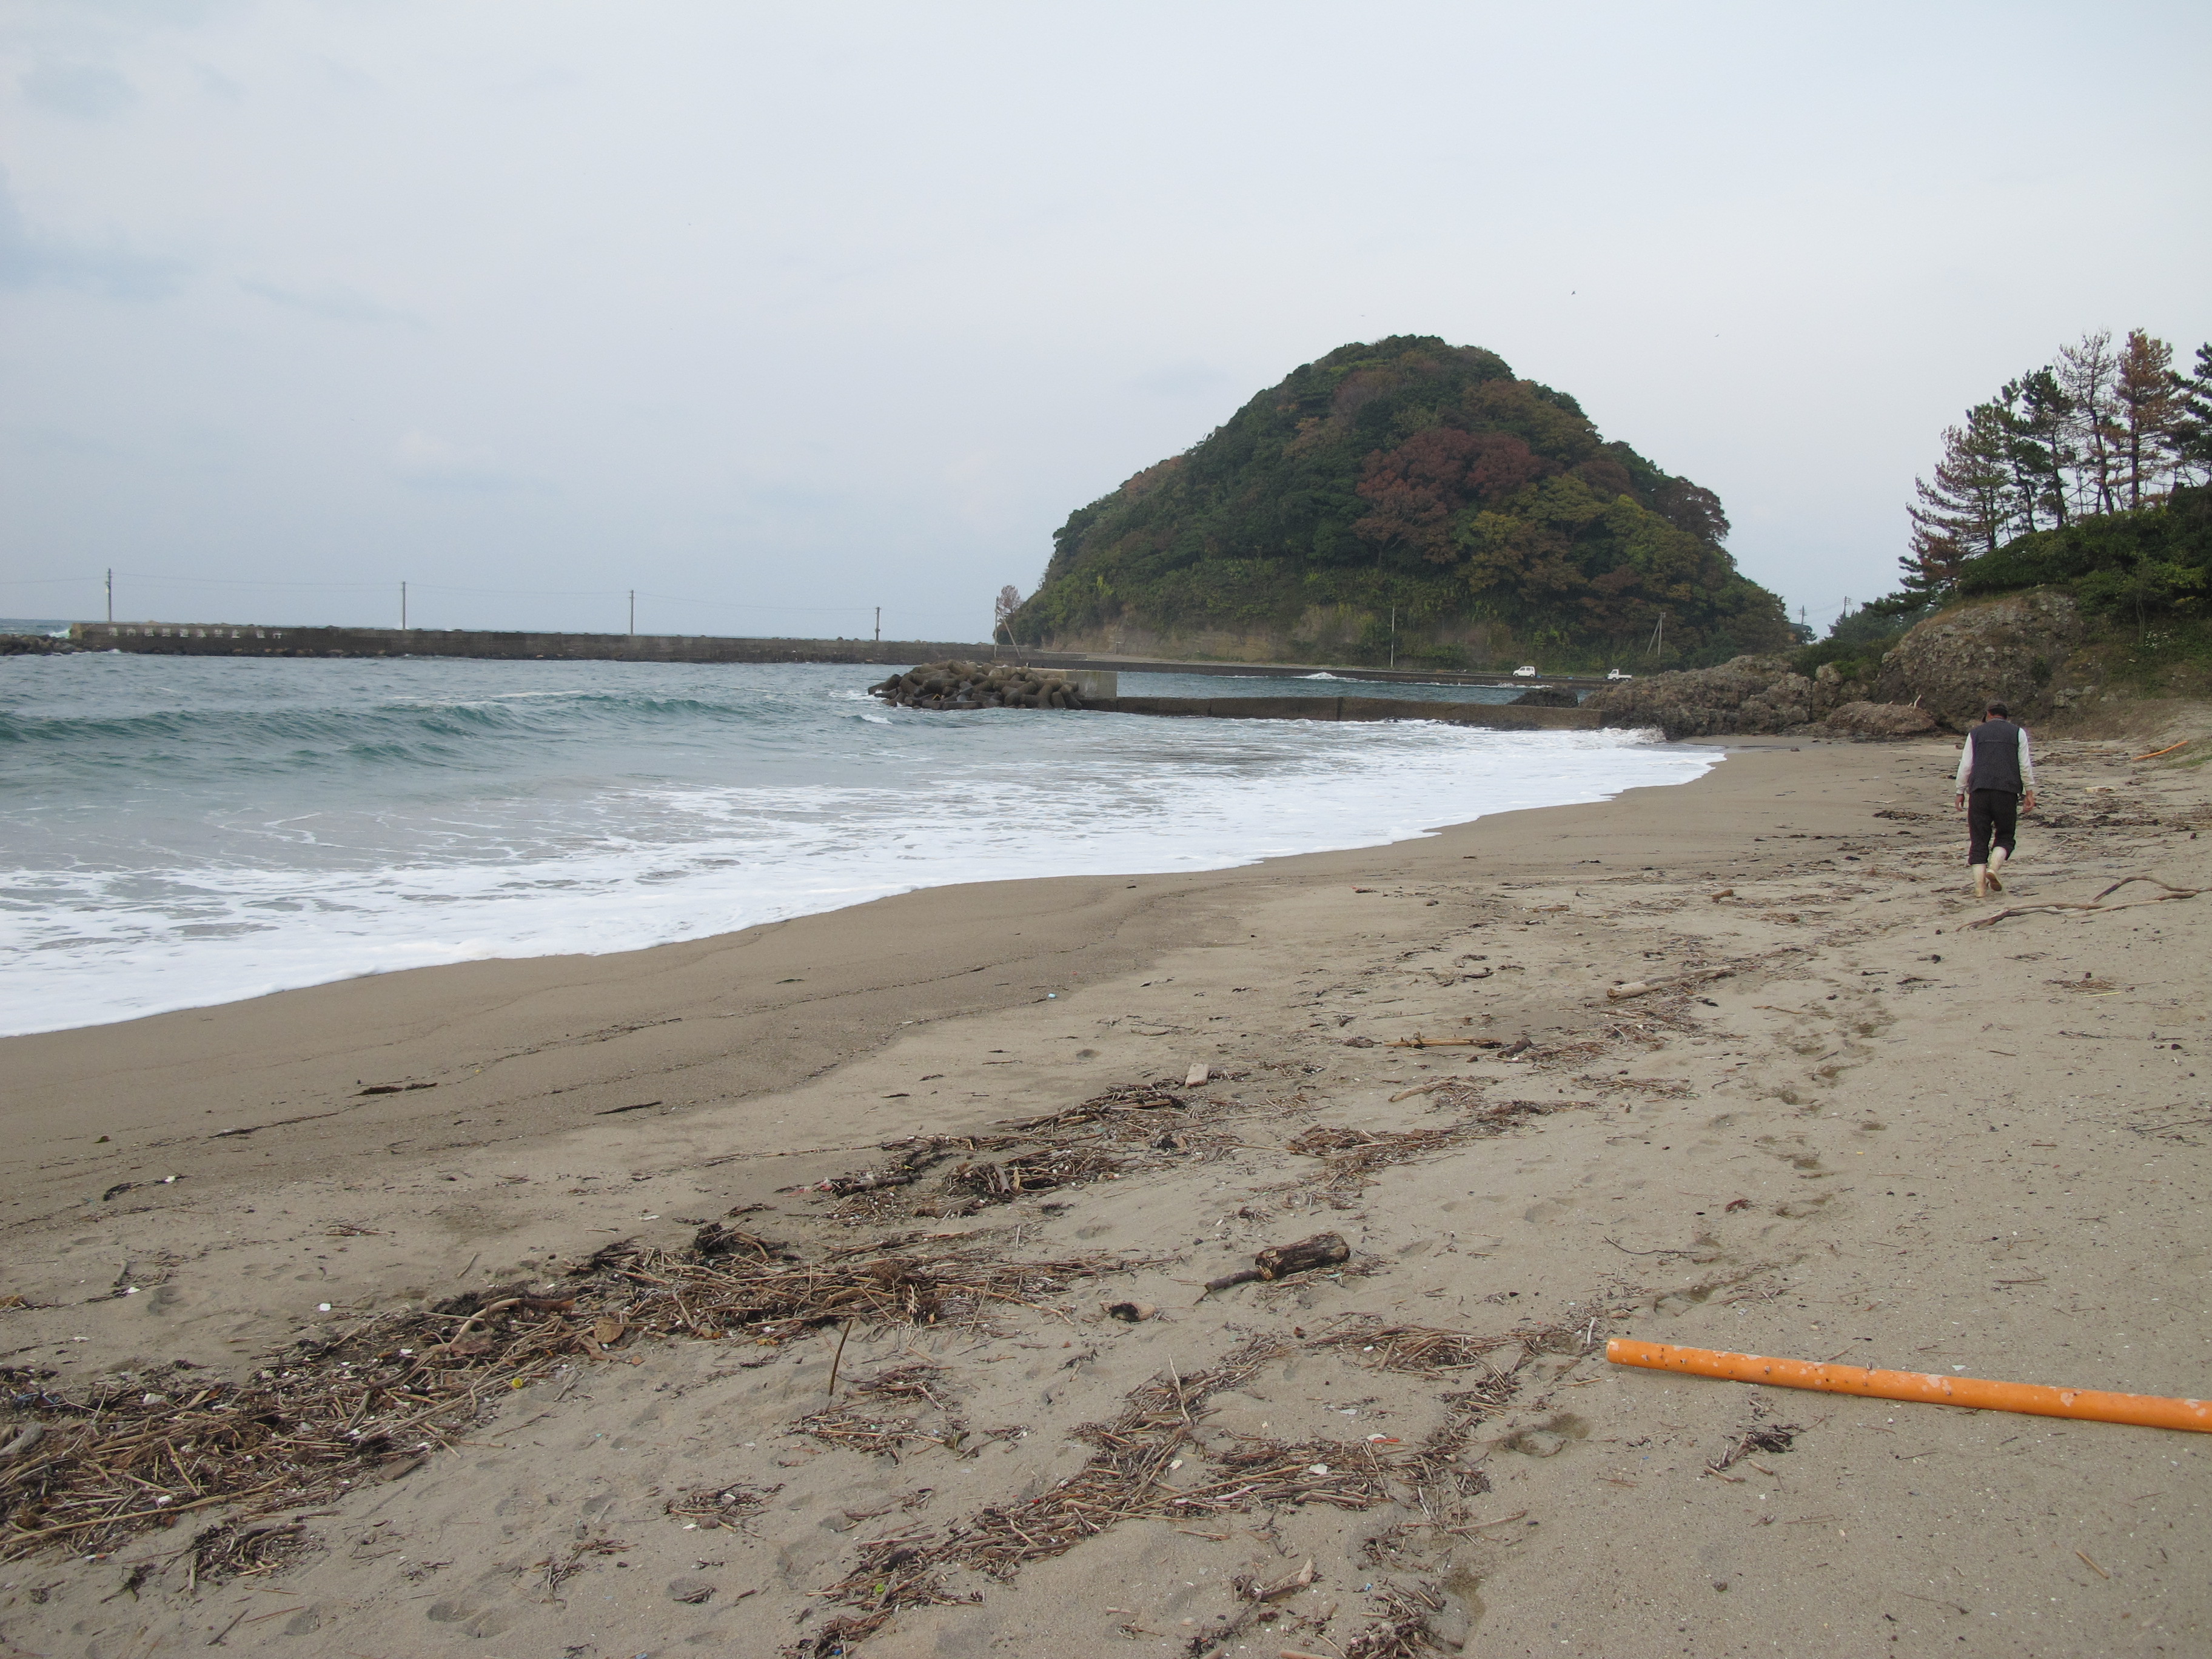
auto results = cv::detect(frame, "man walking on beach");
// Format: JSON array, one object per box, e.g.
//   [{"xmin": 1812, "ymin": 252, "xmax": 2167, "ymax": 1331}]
[{"xmin": 1954, "ymin": 700, "xmax": 2036, "ymax": 899}]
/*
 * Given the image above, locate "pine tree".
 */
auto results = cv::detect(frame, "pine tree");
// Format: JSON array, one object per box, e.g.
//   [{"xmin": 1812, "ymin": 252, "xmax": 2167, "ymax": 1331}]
[
  {"xmin": 1903, "ymin": 403, "xmax": 2014, "ymax": 595},
  {"xmin": 1999, "ymin": 368, "xmax": 2074, "ymax": 530},
  {"xmin": 2113, "ymin": 329, "xmax": 2178, "ymax": 509},
  {"xmin": 2057, "ymin": 329, "xmax": 2121, "ymax": 515},
  {"xmin": 2170, "ymin": 341, "xmax": 2212, "ymax": 488}
]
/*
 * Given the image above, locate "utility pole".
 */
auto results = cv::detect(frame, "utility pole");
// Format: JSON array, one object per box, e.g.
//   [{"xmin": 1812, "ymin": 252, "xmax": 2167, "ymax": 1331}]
[
  {"xmin": 628, "ymin": 589, "xmax": 635, "ymax": 636},
  {"xmin": 106, "ymin": 568, "xmax": 113, "ymax": 624},
  {"xmin": 1388, "ymin": 603, "xmax": 1396, "ymax": 671},
  {"xmin": 874, "ymin": 606, "xmax": 880, "ymax": 643},
  {"xmin": 400, "ymin": 581, "xmax": 407, "ymax": 630}
]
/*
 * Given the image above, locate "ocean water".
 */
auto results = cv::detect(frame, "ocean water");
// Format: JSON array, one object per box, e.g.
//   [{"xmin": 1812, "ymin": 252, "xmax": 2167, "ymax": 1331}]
[{"xmin": 0, "ymin": 654, "xmax": 1709, "ymax": 1037}]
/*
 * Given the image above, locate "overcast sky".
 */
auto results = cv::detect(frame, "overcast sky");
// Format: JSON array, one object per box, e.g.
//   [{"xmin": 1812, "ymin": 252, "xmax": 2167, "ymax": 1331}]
[{"xmin": 4, "ymin": 1, "xmax": 2208, "ymax": 643}]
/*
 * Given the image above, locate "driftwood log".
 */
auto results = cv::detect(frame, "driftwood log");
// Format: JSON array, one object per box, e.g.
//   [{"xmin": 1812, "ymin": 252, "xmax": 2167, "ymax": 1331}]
[
  {"xmin": 1607, "ymin": 967, "xmax": 1733, "ymax": 1000},
  {"xmin": 1203, "ymin": 1231, "xmax": 1351, "ymax": 1295},
  {"xmin": 870, "ymin": 660, "xmax": 1085, "ymax": 711},
  {"xmin": 1965, "ymin": 874, "xmax": 2199, "ymax": 930}
]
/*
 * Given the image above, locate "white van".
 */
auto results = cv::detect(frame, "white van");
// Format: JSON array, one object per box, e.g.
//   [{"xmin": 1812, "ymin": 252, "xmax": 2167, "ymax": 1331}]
[{"xmin": 1512, "ymin": 664, "xmax": 1538, "ymax": 678}]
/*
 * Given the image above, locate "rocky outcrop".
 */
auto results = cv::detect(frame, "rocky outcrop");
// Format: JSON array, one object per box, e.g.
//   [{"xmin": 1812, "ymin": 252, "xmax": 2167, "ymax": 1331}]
[
  {"xmin": 1871, "ymin": 591, "xmax": 2083, "ymax": 728},
  {"xmin": 1811, "ymin": 660, "xmax": 1875, "ymax": 717},
  {"xmin": 870, "ymin": 660, "xmax": 1087, "ymax": 711},
  {"xmin": 1820, "ymin": 700, "xmax": 1939, "ymax": 739},
  {"xmin": 1588, "ymin": 591, "xmax": 2117, "ymax": 741},
  {"xmin": 0, "ymin": 634, "xmax": 76, "ymax": 655},
  {"xmin": 1509, "ymin": 685, "xmax": 1579, "ymax": 707},
  {"xmin": 1585, "ymin": 654, "xmax": 1812, "ymax": 739}
]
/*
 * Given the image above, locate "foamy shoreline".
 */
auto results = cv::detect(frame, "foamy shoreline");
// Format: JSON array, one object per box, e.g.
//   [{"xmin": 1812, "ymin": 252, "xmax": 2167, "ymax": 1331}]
[{"xmin": 1, "ymin": 652, "xmax": 1706, "ymax": 1035}]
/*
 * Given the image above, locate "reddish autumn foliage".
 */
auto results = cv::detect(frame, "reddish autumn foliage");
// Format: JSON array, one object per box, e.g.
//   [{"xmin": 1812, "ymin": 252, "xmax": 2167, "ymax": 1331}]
[{"xmin": 1011, "ymin": 335, "xmax": 1794, "ymax": 665}]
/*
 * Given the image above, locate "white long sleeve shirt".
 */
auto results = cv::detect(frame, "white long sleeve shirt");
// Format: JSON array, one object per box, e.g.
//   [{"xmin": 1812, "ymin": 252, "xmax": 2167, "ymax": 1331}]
[{"xmin": 1954, "ymin": 725, "xmax": 2034, "ymax": 795}]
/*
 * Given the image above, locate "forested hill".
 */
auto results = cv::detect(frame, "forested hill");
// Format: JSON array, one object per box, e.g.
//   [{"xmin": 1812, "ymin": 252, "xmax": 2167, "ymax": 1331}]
[{"xmin": 1007, "ymin": 337, "xmax": 1792, "ymax": 669}]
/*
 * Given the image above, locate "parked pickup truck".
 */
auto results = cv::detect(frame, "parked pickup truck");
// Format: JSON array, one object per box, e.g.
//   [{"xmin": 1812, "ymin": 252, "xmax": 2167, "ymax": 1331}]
[{"xmin": 1606, "ymin": 668, "xmax": 1634, "ymax": 680}]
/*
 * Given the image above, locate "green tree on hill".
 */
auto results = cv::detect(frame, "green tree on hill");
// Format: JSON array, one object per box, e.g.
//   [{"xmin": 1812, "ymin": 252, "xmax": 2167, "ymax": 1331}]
[
  {"xmin": 1834, "ymin": 326, "xmax": 2211, "ymax": 669},
  {"xmin": 1008, "ymin": 337, "xmax": 1791, "ymax": 668}
]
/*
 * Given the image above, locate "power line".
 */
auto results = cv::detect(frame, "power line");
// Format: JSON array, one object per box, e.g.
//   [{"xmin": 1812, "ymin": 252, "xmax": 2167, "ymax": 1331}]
[{"xmin": 7, "ymin": 569, "xmax": 996, "ymax": 637}]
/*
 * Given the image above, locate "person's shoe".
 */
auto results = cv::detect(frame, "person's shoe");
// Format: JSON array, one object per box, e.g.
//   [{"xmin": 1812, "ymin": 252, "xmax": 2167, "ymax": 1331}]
[{"xmin": 1972, "ymin": 865, "xmax": 1988, "ymax": 899}]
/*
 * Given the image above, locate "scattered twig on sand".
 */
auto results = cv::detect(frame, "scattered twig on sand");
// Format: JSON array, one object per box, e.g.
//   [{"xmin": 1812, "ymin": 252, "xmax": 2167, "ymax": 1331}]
[
  {"xmin": 1604, "ymin": 1236, "xmax": 1696, "ymax": 1259},
  {"xmin": 1706, "ymin": 1423, "xmax": 1800, "ymax": 1477},
  {"xmin": 800, "ymin": 1082, "xmax": 1302, "ymax": 1223},
  {"xmin": 538, "ymin": 1535, "xmax": 628, "ymax": 1597},
  {"xmin": 1572, "ymin": 1074, "xmax": 1691, "ymax": 1099},
  {"xmin": 1341, "ymin": 1580, "xmax": 1448, "ymax": 1658},
  {"xmin": 0, "ymin": 1234, "xmax": 1149, "ymax": 1561},
  {"xmin": 1968, "ymin": 875, "xmax": 2199, "ymax": 930},
  {"xmin": 799, "ymin": 1364, "xmax": 967, "ymax": 1458},
  {"xmin": 1387, "ymin": 1077, "xmax": 1483, "ymax": 1103},
  {"xmin": 789, "ymin": 1338, "xmax": 1299, "ymax": 1655},
  {"xmin": 1311, "ymin": 1319, "xmax": 1521, "ymax": 1379},
  {"xmin": 1607, "ymin": 968, "xmax": 1734, "ymax": 1000},
  {"xmin": 1278, "ymin": 1101, "xmax": 1579, "ymax": 1197},
  {"xmin": 944, "ymin": 1147, "xmax": 1130, "ymax": 1205},
  {"xmin": 665, "ymin": 1483, "xmax": 780, "ymax": 1530},
  {"xmin": 793, "ymin": 1300, "xmax": 1614, "ymax": 1655},
  {"xmin": 996, "ymin": 1082, "xmax": 1187, "ymax": 1132},
  {"xmin": 1203, "ymin": 1233, "xmax": 1351, "ymax": 1295}
]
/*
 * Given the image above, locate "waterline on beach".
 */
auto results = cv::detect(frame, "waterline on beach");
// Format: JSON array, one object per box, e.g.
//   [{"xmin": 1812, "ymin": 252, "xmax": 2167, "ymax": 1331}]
[{"xmin": 0, "ymin": 657, "xmax": 1710, "ymax": 1035}]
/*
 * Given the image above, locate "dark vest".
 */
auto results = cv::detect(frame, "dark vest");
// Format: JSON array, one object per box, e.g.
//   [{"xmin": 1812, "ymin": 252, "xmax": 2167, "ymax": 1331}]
[{"xmin": 1968, "ymin": 719, "xmax": 2024, "ymax": 793}]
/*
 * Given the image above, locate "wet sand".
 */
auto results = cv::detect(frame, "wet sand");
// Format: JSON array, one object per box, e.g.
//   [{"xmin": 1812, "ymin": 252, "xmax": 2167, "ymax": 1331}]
[{"xmin": 1, "ymin": 733, "xmax": 2206, "ymax": 1657}]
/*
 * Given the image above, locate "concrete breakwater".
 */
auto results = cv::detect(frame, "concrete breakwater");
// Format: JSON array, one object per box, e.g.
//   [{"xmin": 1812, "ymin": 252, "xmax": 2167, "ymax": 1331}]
[
  {"xmin": 62, "ymin": 622, "xmax": 1609, "ymax": 687},
  {"xmin": 1089, "ymin": 695, "xmax": 1599, "ymax": 731},
  {"xmin": 67, "ymin": 622, "xmax": 991, "ymax": 665}
]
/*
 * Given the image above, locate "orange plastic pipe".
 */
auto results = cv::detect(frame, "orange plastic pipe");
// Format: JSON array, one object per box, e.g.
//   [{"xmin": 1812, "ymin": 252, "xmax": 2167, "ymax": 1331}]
[{"xmin": 1607, "ymin": 1338, "xmax": 2211, "ymax": 1433}]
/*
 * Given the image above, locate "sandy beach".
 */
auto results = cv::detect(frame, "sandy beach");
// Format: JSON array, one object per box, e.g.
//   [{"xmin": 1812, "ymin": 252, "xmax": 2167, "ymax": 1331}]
[{"xmin": 2, "ymin": 731, "xmax": 2206, "ymax": 1658}]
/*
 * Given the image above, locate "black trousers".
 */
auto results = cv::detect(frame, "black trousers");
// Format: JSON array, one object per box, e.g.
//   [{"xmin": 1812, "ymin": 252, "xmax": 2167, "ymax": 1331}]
[{"xmin": 1967, "ymin": 788, "xmax": 2019, "ymax": 866}]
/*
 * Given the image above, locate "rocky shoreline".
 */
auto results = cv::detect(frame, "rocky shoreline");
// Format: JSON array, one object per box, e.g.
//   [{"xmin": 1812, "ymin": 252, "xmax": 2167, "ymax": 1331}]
[{"xmin": 1586, "ymin": 590, "xmax": 2106, "ymax": 740}]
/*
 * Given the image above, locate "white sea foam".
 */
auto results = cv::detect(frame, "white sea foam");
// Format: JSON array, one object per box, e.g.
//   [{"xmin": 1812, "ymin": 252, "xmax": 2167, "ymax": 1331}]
[{"xmin": 0, "ymin": 658, "xmax": 1709, "ymax": 1036}]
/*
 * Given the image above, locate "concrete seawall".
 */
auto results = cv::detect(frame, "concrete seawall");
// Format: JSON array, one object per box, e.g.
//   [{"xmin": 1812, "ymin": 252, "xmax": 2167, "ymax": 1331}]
[
  {"xmin": 67, "ymin": 622, "xmax": 991, "ymax": 665},
  {"xmin": 1088, "ymin": 695, "xmax": 1600, "ymax": 731},
  {"xmin": 62, "ymin": 623, "xmax": 1610, "ymax": 689}
]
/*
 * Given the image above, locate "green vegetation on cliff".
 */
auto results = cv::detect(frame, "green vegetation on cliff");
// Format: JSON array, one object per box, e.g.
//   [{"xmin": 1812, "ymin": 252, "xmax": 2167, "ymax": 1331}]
[
  {"xmin": 1814, "ymin": 315, "xmax": 2212, "ymax": 699},
  {"xmin": 1009, "ymin": 337, "xmax": 1792, "ymax": 669}
]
